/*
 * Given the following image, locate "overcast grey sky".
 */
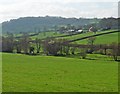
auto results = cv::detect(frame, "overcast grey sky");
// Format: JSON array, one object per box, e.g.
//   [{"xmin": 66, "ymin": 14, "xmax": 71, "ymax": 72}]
[{"xmin": 0, "ymin": 0, "xmax": 119, "ymax": 23}]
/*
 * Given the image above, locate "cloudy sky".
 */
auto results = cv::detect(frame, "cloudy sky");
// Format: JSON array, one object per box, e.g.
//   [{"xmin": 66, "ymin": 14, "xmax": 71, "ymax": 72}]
[{"xmin": 0, "ymin": 0, "xmax": 119, "ymax": 23}]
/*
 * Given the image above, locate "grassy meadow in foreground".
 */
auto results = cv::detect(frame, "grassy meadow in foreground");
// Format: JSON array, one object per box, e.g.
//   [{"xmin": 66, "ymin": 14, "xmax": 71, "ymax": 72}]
[{"xmin": 2, "ymin": 53, "xmax": 118, "ymax": 92}]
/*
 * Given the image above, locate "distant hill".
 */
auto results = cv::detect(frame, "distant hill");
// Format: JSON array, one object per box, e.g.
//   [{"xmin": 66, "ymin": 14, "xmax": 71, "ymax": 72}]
[
  {"xmin": 2, "ymin": 16, "xmax": 118, "ymax": 34},
  {"xmin": 2, "ymin": 16, "xmax": 100, "ymax": 34}
]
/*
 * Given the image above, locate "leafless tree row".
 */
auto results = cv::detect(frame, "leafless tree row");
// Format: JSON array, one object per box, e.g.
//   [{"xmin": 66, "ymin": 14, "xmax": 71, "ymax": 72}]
[{"xmin": 1, "ymin": 34, "xmax": 120, "ymax": 61}]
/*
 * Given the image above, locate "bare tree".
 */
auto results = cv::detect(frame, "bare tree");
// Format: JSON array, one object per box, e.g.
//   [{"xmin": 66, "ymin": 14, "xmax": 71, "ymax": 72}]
[
  {"xmin": 110, "ymin": 42, "xmax": 120, "ymax": 61},
  {"xmin": 21, "ymin": 33, "xmax": 30, "ymax": 54},
  {"xmin": 2, "ymin": 33, "xmax": 14, "ymax": 53},
  {"xmin": 43, "ymin": 38, "xmax": 64, "ymax": 56},
  {"xmin": 14, "ymin": 40, "xmax": 22, "ymax": 53}
]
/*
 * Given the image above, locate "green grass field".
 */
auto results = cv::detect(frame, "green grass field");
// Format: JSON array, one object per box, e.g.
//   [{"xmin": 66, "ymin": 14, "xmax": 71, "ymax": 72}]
[
  {"xmin": 2, "ymin": 53, "xmax": 118, "ymax": 92},
  {"xmin": 28, "ymin": 30, "xmax": 119, "ymax": 44},
  {"xmin": 76, "ymin": 32, "xmax": 119, "ymax": 44},
  {"xmin": 59, "ymin": 30, "xmax": 119, "ymax": 44},
  {"xmin": 30, "ymin": 31, "xmax": 63, "ymax": 39}
]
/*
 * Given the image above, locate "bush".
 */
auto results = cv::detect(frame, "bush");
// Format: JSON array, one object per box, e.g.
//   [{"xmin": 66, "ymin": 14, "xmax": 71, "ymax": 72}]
[{"xmin": 80, "ymin": 49, "xmax": 87, "ymax": 59}]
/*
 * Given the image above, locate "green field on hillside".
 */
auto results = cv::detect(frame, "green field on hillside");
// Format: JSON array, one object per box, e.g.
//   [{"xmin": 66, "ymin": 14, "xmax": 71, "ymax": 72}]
[
  {"xmin": 30, "ymin": 31, "xmax": 63, "ymax": 39},
  {"xmin": 29, "ymin": 30, "xmax": 119, "ymax": 44},
  {"xmin": 2, "ymin": 53, "xmax": 118, "ymax": 92},
  {"xmin": 76, "ymin": 32, "xmax": 119, "ymax": 44},
  {"xmin": 4, "ymin": 30, "xmax": 119, "ymax": 45},
  {"xmin": 59, "ymin": 30, "xmax": 119, "ymax": 44}
]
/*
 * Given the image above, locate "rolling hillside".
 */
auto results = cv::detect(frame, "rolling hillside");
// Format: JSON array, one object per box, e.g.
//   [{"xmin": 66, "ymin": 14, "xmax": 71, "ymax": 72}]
[
  {"xmin": 62, "ymin": 30, "xmax": 119, "ymax": 44},
  {"xmin": 27, "ymin": 30, "xmax": 119, "ymax": 44}
]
